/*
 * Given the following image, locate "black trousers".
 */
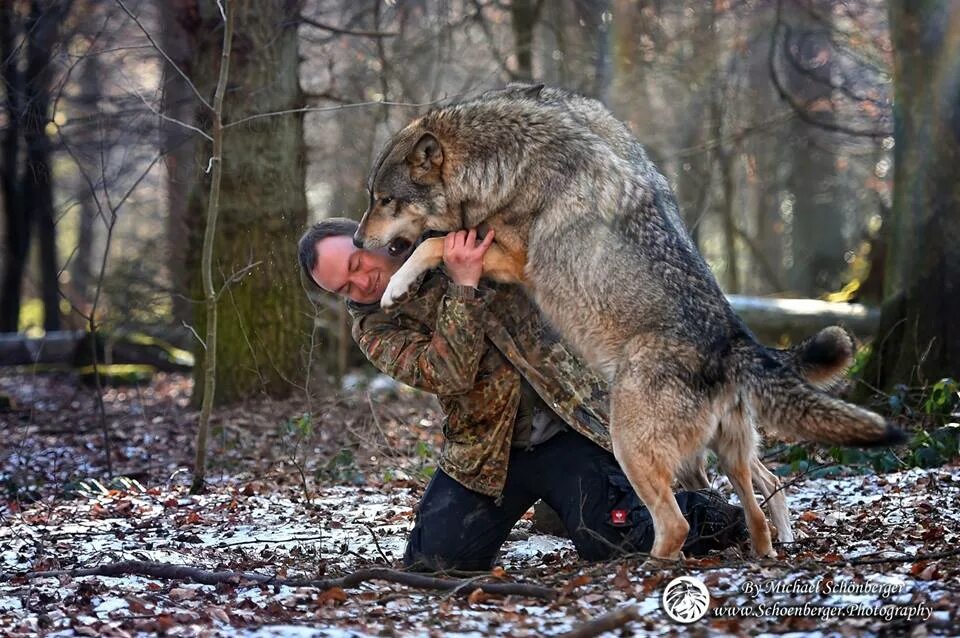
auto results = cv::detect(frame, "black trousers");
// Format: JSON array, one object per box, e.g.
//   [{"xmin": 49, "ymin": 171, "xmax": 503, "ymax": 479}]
[{"xmin": 404, "ymin": 429, "xmax": 733, "ymax": 570}]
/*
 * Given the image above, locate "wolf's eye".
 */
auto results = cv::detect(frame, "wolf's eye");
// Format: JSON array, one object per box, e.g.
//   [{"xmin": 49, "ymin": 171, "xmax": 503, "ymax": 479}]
[{"xmin": 379, "ymin": 196, "xmax": 393, "ymax": 206}]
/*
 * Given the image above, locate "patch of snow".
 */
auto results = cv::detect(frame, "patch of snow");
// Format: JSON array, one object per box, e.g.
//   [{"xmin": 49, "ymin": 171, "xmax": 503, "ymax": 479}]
[
  {"xmin": 92, "ymin": 596, "xmax": 129, "ymax": 616},
  {"xmin": 237, "ymin": 625, "xmax": 377, "ymax": 638},
  {"xmin": 501, "ymin": 534, "xmax": 573, "ymax": 565},
  {"xmin": 0, "ymin": 595, "xmax": 23, "ymax": 612}
]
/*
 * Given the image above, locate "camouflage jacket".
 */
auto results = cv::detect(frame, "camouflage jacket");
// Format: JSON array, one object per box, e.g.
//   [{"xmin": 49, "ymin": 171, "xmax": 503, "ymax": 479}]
[{"xmin": 347, "ymin": 270, "xmax": 612, "ymax": 498}]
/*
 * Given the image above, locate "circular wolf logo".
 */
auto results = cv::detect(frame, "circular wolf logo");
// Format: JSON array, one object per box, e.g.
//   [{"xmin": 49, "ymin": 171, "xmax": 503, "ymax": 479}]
[{"xmin": 662, "ymin": 576, "xmax": 710, "ymax": 623}]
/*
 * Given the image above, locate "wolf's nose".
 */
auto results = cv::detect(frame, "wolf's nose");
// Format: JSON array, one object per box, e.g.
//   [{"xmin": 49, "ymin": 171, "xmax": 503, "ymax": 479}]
[{"xmin": 352, "ymin": 233, "xmax": 364, "ymax": 248}]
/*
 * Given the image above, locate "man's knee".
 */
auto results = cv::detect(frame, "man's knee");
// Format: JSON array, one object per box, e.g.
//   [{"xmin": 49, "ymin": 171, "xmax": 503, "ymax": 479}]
[{"xmin": 403, "ymin": 524, "xmax": 498, "ymax": 571}]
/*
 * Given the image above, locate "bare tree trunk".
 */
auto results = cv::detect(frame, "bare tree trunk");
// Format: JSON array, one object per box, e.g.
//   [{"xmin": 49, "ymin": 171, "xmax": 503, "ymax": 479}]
[
  {"xmin": 575, "ymin": 0, "xmax": 612, "ymax": 101},
  {"xmin": 185, "ymin": 0, "xmax": 309, "ymax": 406},
  {"xmin": 191, "ymin": 0, "xmax": 235, "ymax": 495},
  {"xmin": 670, "ymin": 2, "xmax": 715, "ymax": 248},
  {"xmin": 782, "ymin": 1, "xmax": 844, "ymax": 296},
  {"xmin": 747, "ymin": 6, "xmax": 784, "ymax": 295},
  {"xmin": 71, "ymin": 26, "xmax": 101, "ymax": 301},
  {"xmin": 0, "ymin": 2, "xmax": 27, "ymax": 333},
  {"xmin": 859, "ymin": 0, "xmax": 960, "ymax": 395},
  {"xmin": 713, "ymin": 102, "xmax": 740, "ymax": 294},
  {"xmin": 23, "ymin": 0, "xmax": 68, "ymax": 332},
  {"xmin": 510, "ymin": 0, "xmax": 542, "ymax": 81},
  {"xmin": 160, "ymin": 0, "xmax": 196, "ymax": 325},
  {"xmin": 709, "ymin": 10, "xmax": 740, "ymax": 295}
]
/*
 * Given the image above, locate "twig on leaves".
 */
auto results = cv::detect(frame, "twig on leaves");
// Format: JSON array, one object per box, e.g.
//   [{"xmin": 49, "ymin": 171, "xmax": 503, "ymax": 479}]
[
  {"xmin": 364, "ymin": 524, "xmax": 391, "ymax": 564},
  {"xmin": 215, "ymin": 534, "xmax": 326, "ymax": 549},
  {"xmin": 12, "ymin": 560, "xmax": 557, "ymax": 600},
  {"xmin": 559, "ymin": 605, "xmax": 640, "ymax": 638}
]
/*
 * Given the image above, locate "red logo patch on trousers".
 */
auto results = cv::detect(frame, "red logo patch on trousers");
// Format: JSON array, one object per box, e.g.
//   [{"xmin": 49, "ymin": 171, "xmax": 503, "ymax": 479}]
[{"xmin": 610, "ymin": 509, "xmax": 628, "ymax": 526}]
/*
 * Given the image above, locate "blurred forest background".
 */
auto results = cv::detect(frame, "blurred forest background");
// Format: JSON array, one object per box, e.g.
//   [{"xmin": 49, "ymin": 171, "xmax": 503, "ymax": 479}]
[
  {"xmin": 0, "ymin": 0, "xmax": 957, "ymax": 408},
  {"xmin": 2, "ymin": 4, "xmax": 959, "ymax": 633}
]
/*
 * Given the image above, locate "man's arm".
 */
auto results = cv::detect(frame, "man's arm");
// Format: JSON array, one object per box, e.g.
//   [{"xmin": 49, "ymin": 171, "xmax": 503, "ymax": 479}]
[
  {"xmin": 351, "ymin": 282, "xmax": 490, "ymax": 395},
  {"xmin": 351, "ymin": 229, "xmax": 496, "ymax": 395}
]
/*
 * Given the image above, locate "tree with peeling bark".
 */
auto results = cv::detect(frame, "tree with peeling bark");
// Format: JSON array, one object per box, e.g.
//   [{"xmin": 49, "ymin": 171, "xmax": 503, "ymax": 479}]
[{"xmin": 858, "ymin": 0, "xmax": 960, "ymax": 395}]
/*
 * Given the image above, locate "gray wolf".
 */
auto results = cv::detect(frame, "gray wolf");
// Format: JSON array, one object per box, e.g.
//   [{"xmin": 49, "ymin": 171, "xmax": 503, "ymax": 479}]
[{"xmin": 354, "ymin": 84, "xmax": 904, "ymax": 561}]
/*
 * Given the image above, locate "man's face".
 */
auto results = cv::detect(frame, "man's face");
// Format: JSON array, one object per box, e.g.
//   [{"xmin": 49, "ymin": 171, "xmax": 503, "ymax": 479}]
[{"xmin": 311, "ymin": 235, "xmax": 401, "ymax": 304}]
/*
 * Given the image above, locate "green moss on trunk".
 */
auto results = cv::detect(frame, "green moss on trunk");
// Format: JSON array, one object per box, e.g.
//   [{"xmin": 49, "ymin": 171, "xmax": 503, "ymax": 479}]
[{"xmin": 184, "ymin": 0, "xmax": 308, "ymax": 405}]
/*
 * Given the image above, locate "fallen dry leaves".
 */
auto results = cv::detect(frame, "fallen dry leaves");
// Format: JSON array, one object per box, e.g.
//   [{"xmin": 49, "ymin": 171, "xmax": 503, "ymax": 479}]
[{"xmin": 2, "ymin": 372, "xmax": 958, "ymax": 636}]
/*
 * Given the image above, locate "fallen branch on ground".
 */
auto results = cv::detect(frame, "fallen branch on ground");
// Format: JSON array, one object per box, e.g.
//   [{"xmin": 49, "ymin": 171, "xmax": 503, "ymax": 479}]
[
  {"xmin": 559, "ymin": 605, "xmax": 640, "ymax": 638},
  {"xmin": 11, "ymin": 560, "xmax": 557, "ymax": 600}
]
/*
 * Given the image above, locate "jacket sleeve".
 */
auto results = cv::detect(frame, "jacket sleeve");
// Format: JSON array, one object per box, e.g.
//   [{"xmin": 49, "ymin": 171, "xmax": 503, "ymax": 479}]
[{"xmin": 349, "ymin": 283, "xmax": 491, "ymax": 395}]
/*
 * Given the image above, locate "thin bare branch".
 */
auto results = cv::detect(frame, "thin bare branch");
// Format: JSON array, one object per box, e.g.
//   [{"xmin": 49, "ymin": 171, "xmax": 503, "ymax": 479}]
[
  {"xmin": 223, "ymin": 99, "xmax": 442, "ymax": 129},
  {"xmin": 299, "ymin": 15, "xmax": 397, "ymax": 38},
  {"xmin": 559, "ymin": 606, "xmax": 640, "ymax": 638},
  {"xmin": 214, "ymin": 260, "xmax": 263, "ymax": 301},
  {"xmin": 127, "ymin": 85, "xmax": 213, "ymax": 141},
  {"xmin": 114, "ymin": 0, "xmax": 212, "ymax": 112},
  {"xmin": 182, "ymin": 319, "xmax": 206, "ymax": 351},
  {"xmin": 192, "ymin": 0, "xmax": 235, "ymax": 495}
]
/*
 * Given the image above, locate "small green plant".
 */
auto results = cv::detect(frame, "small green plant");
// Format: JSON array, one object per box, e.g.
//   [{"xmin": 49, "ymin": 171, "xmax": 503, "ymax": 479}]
[
  {"xmin": 847, "ymin": 343, "xmax": 872, "ymax": 379},
  {"xmin": 923, "ymin": 378, "xmax": 959, "ymax": 417},
  {"xmin": 321, "ymin": 447, "xmax": 365, "ymax": 485},
  {"xmin": 906, "ymin": 424, "xmax": 960, "ymax": 468},
  {"xmin": 283, "ymin": 412, "xmax": 314, "ymax": 438},
  {"xmin": 772, "ymin": 377, "xmax": 960, "ymax": 477},
  {"xmin": 413, "ymin": 440, "xmax": 437, "ymax": 481},
  {"xmin": 279, "ymin": 412, "xmax": 315, "ymax": 502}
]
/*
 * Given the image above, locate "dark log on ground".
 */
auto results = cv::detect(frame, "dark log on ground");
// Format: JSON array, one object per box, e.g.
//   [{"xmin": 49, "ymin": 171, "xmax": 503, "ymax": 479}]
[{"xmin": 0, "ymin": 331, "xmax": 193, "ymax": 372}]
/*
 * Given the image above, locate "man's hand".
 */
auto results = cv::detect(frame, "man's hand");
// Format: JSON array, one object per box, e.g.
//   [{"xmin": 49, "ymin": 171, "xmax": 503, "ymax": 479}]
[{"xmin": 443, "ymin": 228, "xmax": 495, "ymax": 287}]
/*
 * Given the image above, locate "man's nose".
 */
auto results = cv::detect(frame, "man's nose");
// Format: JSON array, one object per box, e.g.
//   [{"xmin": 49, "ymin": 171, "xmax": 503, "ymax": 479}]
[{"xmin": 352, "ymin": 233, "xmax": 364, "ymax": 248}]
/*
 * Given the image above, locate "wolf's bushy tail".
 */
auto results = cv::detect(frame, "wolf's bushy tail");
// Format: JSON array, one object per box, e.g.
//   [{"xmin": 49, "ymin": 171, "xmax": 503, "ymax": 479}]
[
  {"xmin": 744, "ymin": 349, "xmax": 906, "ymax": 448},
  {"xmin": 773, "ymin": 326, "xmax": 854, "ymax": 391}
]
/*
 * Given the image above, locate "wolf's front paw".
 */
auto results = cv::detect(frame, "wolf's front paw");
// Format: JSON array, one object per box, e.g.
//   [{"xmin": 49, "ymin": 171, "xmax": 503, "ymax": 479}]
[{"xmin": 381, "ymin": 267, "xmax": 419, "ymax": 309}]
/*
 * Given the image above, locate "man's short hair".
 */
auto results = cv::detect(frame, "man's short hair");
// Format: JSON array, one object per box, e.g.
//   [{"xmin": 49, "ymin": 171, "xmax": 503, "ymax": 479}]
[{"xmin": 297, "ymin": 217, "xmax": 359, "ymax": 291}]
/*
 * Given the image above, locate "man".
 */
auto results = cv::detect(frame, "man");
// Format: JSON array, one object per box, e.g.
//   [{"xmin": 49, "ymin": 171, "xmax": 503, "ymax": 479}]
[{"xmin": 299, "ymin": 218, "xmax": 747, "ymax": 570}]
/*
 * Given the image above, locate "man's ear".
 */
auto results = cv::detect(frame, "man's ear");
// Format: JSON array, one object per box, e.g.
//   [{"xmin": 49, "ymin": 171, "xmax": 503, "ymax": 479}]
[{"xmin": 406, "ymin": 132, "xmax": 443, "ymax": 184}]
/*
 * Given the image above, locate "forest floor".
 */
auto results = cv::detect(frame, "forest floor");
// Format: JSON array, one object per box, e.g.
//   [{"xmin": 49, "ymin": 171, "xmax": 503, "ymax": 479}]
[{"xmin": 1, "ymin": 371, "xmax": 958, "ymax": 637}]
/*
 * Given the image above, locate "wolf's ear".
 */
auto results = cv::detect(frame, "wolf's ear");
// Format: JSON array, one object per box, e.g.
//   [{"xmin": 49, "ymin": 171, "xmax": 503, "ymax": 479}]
[
  {"xmin": 506, "ymin": 82, "xmax": 544, "ymax": 99},
  {"xmin": 407, "ymin": 132, "xmax": 443, "ymax": 184}
]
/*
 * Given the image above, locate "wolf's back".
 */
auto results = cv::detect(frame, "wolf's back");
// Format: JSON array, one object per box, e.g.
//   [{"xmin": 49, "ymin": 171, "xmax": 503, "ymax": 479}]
[{"xmin": 743, "ymin": 350, "xmax": 905, "ymax": 448}]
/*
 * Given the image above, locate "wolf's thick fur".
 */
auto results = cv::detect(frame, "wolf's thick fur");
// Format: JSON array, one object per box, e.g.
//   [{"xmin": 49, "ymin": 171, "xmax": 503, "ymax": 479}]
[
  {"xmin": 676, "ymin": 324, "xmax": 856, "ymax": 544},
  {"xmin": 356, "ymin": 85, "xmax": 905, "ymax": 560}
]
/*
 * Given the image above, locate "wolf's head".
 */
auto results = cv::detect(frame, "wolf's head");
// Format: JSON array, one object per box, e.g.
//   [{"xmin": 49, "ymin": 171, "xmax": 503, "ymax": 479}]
[{"xmin": 354, "ymin": 120, "xmax": 453, "ymax": 257}]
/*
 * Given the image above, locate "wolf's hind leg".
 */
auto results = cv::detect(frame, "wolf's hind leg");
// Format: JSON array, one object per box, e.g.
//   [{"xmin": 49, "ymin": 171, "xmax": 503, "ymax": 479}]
[
  {"xmin": 713, "ymin": 399, "xmax": 776, "ymax": 558},
  {"xmin": 677, "ymin": 451, "xmax": 711, "ymax": 491},
  {"xmin": 609, "ymin": 364, "xmax": 713, "ymax": 562},
  {"xmin": 751, "ymin": 458, "xmax": 795, "ymax": 543}
]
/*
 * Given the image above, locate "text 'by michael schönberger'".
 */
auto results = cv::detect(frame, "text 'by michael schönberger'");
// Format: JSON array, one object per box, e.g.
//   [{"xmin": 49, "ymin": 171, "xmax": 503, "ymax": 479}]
[{"xmin": 711, "ymin": 578, "xmax": 933, "ymax": 622}]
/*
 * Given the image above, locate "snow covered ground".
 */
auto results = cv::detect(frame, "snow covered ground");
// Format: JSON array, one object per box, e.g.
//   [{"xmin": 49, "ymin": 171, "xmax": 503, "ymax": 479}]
[{"xmin": 2, "ymin": 465, "xmax": 957, "ymax": 636}]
